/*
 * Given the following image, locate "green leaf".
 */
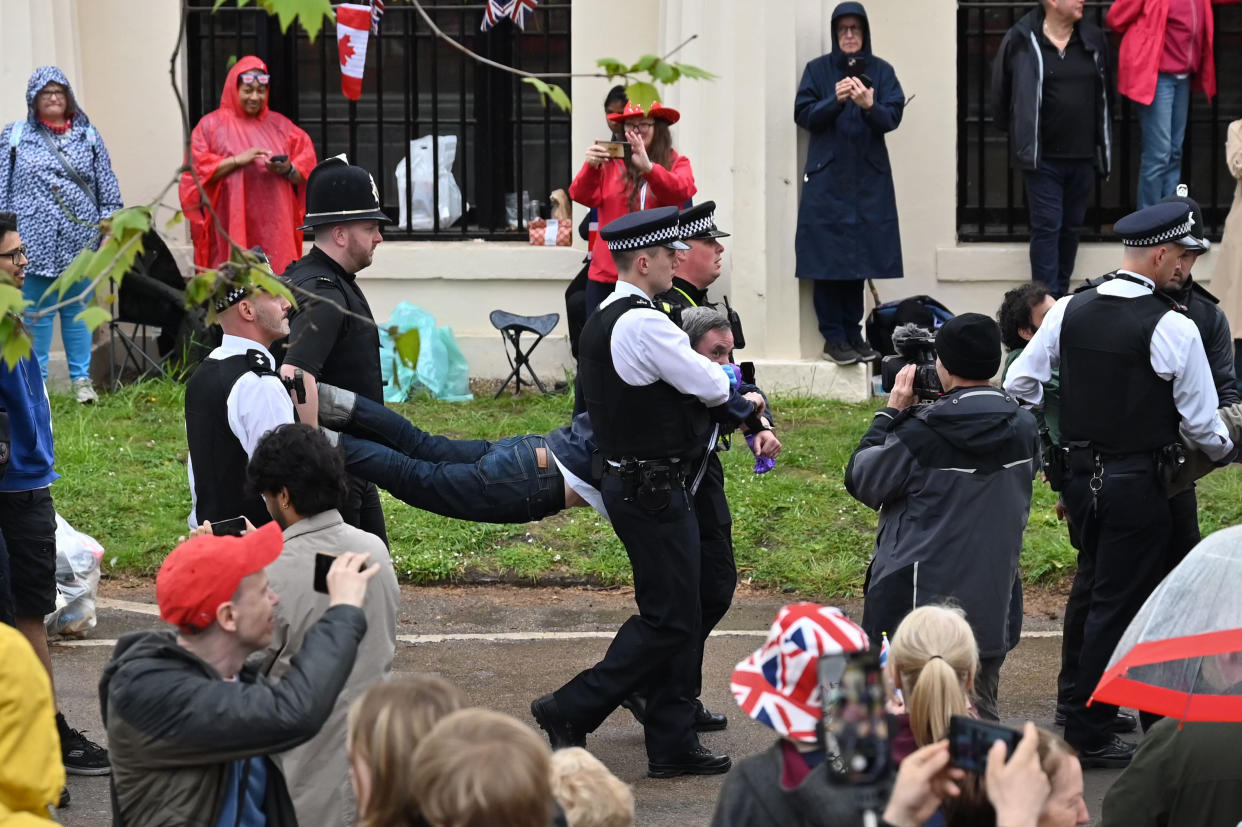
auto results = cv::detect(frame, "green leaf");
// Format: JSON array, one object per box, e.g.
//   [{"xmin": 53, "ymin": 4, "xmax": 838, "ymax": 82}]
[
  {"xmin": 258, "ymin": 0, "xmax": 335, "ymax": 42},
  {"xmin": 625, "ymin": 81, "xmax": 660, "ymax": 111},
  {"xmin": 184, "ymin": 273, "xmax": 216, "ymax": 308},
  {"xmin": 521, "ymin": 78, "xmax": 572, "ymax": 112},
  {"xmin": 650, "ymin": 59, "xmax": 679, "ymax": 84},
  {"xmin": 0, "ymin": 317, "xmax": 29, "ymax": 370},
  {"xmin": 107, "ymin": 206, "xmax": 152, "ymax": 239},
  {"xmin": 226, "ymin": 54, "xmax": 239, "ymax": 70},
  {"xmin": 53, "ymin": 249, "xmax": 94, "ymax": 300},
  {"xmin": 671, "ymin": 62, "xmax": 717, "ymax": 80},
  {"xmin": 631, "ymin": 54, "xmax": 659, "ymax": 73},
  {"xmin": 0, "ymin": 285, "xmax": 27, "ymax": 316},
  {"xmin": 75, "ymin": 306, "xmax": 112, "ymax": 332},
  {"xmin": 394, "ymin": 328, "xmax": 421, "ymax": 370},
  {"xmin": 595, "ymin": 57, "xmax": 629, "ymax": 78},
  {"xmin": 166, "ymin": 211, "xmax": 185, "ymax": 230}
]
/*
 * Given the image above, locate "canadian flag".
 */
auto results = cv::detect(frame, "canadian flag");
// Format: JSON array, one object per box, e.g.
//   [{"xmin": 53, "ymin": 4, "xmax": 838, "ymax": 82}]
[{"xmin": 336, "ymin": 3, "xmax": 372, "ymax": 100}]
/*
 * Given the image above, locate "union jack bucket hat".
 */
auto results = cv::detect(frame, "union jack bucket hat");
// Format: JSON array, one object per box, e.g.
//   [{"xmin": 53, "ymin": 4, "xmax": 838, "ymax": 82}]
[{"xmin": 731, "ymin": 603, "xmax": 870, "ymax": 743}]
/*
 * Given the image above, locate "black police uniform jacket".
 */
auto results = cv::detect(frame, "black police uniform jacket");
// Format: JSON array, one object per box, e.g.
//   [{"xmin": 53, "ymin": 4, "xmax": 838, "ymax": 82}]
[{"xmin": 845, "ymin": 386, "xmax": 1040, "ymax": 657}]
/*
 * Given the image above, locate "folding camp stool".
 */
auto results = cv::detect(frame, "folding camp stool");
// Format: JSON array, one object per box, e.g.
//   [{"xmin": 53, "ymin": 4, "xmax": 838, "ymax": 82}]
[{"xmin": 489, "ymin": 310, "xmax": 560, "ymax": 398}]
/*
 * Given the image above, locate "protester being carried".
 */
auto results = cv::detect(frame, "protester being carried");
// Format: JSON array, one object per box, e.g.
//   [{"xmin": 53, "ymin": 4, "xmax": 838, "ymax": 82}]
[
  {"xmin": 180, "ymin": 56, "xmax": 316, "ymax": 275},
  {"xmin": 247, "ymin": 423, "xmax": 400, "ymax": 827},
  {"xmin": 100, "ymin": 523, "xmax": 380, "ymax": 825},
  {"xmin": 411, "ymin": 708, "xmax": 555, "ymax": 827},
  {"xmin": 347, "ymin": 675, "xmax": 466, "ymax": 827}
]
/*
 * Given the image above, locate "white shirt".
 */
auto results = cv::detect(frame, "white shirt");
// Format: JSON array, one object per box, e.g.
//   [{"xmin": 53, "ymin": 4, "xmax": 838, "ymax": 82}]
[
  {"xmin": 1003, "ymin": 271, "xmax": 1234, "ymax": 461},
  {"xmin": 603, "ymin": 281, "xmax": 731, "ymax": 406},
  {"xmin": 187, "ymin": 334, "xmax": 296, "ymax": 527}
]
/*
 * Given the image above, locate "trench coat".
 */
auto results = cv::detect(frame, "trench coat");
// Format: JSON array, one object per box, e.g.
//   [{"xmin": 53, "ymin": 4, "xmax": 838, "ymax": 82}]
[{"xmin": 1212, "ymin": 120, "xmax": 1242, "ymax": 338}]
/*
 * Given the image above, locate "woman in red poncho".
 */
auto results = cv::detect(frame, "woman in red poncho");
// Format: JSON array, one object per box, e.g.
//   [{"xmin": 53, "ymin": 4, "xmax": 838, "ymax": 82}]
[
  {"xmin": 568, "ymin": 100, "xmax": 696, "ymax": 314},
  {"xmin": 179, "ymin": 56, "xmax": 316, "ymax": 275}
]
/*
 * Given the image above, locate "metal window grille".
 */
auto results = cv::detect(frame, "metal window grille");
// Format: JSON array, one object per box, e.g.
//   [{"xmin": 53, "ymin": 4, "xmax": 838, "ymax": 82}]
[
  {"xmin": 185, "ymin": 0, "xmax": 572, "ymax": 240},
  {"xmin": 957, "ymin": 1, "xmax": 1242, "ymax": 242}
]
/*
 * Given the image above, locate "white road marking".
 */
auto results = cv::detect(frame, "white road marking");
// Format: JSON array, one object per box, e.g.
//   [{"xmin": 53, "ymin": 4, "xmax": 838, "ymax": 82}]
[{"xmin": 61, "ymin": 598, "xmax": 1063, "ymax": 647}]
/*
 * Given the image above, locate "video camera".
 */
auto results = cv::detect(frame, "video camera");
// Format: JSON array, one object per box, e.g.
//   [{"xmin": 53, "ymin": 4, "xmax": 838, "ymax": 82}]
[{"xmin": 880, "ymin": 323, "xmax": 943, "ymax": 403}]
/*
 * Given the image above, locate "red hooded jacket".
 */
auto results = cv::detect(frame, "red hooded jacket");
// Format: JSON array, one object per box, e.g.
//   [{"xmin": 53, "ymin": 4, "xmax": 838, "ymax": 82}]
[{"xmin": 179, "ymin": 56, "xmax": 317, "ymax": 275}]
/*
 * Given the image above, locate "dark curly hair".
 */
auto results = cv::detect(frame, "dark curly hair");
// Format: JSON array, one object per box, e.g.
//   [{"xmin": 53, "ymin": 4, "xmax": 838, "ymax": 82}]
[
  {"xmin": 997, "ymin": 282, "xmax": 1051, "ymax": 352},
  {"xmin": 246, "ymin": 423, "xmax": 346, "ymax": 517},
  {"xmin": 0, "ymin": 212, "xmax": 17, "ymax": 238}
]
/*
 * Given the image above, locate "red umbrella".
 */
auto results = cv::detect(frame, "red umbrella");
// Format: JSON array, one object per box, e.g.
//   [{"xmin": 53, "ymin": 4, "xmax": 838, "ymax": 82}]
[{"xmin": 1092, "ymin": 525, "xmax": 1242, "ymax": 722}]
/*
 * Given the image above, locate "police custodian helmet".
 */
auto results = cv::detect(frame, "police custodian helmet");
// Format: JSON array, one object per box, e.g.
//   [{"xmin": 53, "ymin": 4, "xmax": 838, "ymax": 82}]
[{"xmin": 298, "ymin": 155, "xmax": 391, "ymax": 231}]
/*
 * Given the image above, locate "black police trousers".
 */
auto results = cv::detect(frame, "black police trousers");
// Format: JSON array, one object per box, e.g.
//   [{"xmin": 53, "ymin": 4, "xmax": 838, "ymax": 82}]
[
  {"xmin": 552, "ymin": 472, "xmax": 703, "ymax": 760},
  {"xmin": 1057, "ymin": 485, "xmax": 1201, "ymax": 721},
  {"xmin": 1061, "ymin": 453, "xmax": 1171, "ymax": 751}
]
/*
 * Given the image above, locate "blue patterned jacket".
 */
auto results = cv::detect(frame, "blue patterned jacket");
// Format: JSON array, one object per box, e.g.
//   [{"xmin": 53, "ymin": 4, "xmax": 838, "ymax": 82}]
[{"xmin": 0, "ymin": 66, "xmax": 123, "ymax": 280}]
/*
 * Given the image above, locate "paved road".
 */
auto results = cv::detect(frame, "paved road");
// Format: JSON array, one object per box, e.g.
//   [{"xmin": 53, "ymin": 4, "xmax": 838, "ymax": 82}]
[{"xmin": 53, "ymin": 584, "xmax": 1126, "ymax": 826}]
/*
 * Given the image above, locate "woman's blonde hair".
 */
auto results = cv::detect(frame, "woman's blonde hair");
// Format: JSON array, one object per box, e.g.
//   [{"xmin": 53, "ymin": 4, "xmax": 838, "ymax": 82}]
[
  {"xmin": 411, "ymin": 708, "xmax": 554, "ymax": 827},
  {"xmin": 890, "ymin": 605, "xmax": 979, "ymax": 746},
  {"xmin": 346, "ymin": 674, "xmax": 466, "ymax": 827},
  {"xmin": 549, "ymin": 747, "xmax": 635, "ymax": 827}
]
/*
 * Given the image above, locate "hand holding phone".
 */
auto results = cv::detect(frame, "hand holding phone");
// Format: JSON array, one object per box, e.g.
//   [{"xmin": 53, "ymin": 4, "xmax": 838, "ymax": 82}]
[
  {"xmin": 593, "ymin": 140, "xmax": 628, "ymax": 160},
  {"xmin": 819, "ymin": 649, "xmax": 891, "ymax": 786},
  {"xmin": 210, "ymin": 516, "xmax": 249, "ymax": 537},
  {"xmin": 948, "ymin": 715, "xmax": 1022, "ymax": 774}
]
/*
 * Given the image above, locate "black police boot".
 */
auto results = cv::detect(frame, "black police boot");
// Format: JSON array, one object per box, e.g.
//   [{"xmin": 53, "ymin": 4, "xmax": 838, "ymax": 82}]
[
  {"xmin": 648, "ymin": 745, "xmax": 732, "ymax": 779},
  {"xmin": 693, "ymin": 699, "xmax": 728, "ymax": 732},
  {"xmin": 1054, "ymin": 708, "xmax": 1136, "ymax": 734},
  {"xmin": 316, "ymin": 381, "xmax": 358, "ymax": 430},
  {"xmin": 531, "ymin": 694, "xmax": 585, "ymax": 750}
]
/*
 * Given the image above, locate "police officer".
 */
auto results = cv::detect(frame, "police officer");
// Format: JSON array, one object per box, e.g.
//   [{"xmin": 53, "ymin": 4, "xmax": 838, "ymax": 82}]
[
  {"xmin": 622, "ymin": 204, "xmax": 754, "ymax": 735},
  {"xmin": 530, "ymin": 206, "xmax": 778, "ymax": 778},
  {"xmin": 278, "ymin": 156, "xmax": 389, "ymax": 543},
  {"xmin": 1006, "ymin": 201, "xmax": 1236, "ymax": 767}
]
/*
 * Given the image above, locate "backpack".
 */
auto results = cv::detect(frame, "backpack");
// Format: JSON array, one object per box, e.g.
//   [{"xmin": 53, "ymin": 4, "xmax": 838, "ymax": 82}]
[{"xmin": 864, "ymin": 288, "xmax": 954, "ymax": 357}]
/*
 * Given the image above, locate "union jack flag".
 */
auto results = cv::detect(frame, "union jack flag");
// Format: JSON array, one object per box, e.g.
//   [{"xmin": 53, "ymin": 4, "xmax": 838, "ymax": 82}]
[
  {"xmin": 369, "ymin": 0, "xmax": 385, "ymax": 35},
  {"xmin": 730, "ymin": 604, "xmax": 869, "ymax": 743},
  {"xmin": 509, "ymin": 0, "xmax": 539, "ymax": 29},
  {"xmin": 480, "ymin": 0, "xmax": 515, "ymax": 32}
]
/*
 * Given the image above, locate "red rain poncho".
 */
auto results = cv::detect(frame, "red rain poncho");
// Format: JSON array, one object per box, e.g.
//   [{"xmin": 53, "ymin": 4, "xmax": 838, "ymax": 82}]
[{"xmin": 179, "ymin": 56, "xmax": 316, "ymax": 275}]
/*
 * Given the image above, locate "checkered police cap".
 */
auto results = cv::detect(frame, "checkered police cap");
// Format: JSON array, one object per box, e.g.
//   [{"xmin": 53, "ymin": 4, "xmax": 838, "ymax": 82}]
[
  {"xmin": 1115, "ymin": 201, "xmax": 1197, "ymax": 248},
  {"xmin": 601, "ymin": 206, "xmax": 691, "ymax": 253},
  {"xmin": 678, "ymin": 201, "xmax": 730, "ymax": 240}
]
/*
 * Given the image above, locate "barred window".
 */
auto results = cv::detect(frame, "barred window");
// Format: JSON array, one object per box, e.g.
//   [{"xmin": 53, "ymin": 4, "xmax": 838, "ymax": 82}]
[
  {"xmin": 186, "ymin": 1, "xmax": 572, "ymax": 240},
  {"xmin": 956, "ymin": 1, "xmax": 1242, "ymax": 242}
]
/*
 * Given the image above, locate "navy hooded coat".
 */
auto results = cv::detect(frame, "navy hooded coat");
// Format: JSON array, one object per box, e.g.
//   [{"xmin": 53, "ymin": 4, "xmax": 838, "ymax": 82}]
[{"xmin": 794, "ymin": 2, "xmax": 904, "ymax": 282}]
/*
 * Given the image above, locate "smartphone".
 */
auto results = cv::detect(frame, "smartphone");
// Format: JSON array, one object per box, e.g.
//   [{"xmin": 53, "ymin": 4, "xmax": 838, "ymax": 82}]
[
  {"xmin": 210, "ymin": 516, "xmax": 248, "ymax": 537},
  {"xmin": 819, "ymin": 648, "xmax": 891, "ymax": 786},
  {"xmin": 269, "ymin": 153, "xmax": 289, "ymax": 164},
  {"xmin": 313, "ymin": 552, "xmax": 337, "ymax": 594},
  {"xmin": 948, "ymin": 715, "xmax": 1022, "ymax": 774},
  {"xmin": 594, "ymin": 140, "xmax": 628, "ymax": 160}
]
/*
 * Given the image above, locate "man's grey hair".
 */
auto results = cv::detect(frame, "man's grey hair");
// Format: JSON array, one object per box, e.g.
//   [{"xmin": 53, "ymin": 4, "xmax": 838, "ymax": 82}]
[{"xmin": 679, "ymin": 307, "xmax": 732, "ymax": 348}]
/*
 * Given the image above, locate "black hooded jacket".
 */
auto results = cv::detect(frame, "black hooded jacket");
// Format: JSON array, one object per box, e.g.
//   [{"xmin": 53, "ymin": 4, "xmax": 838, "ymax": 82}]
[{"xmin": 845, "ymin": 386, "xmax": 1040, "ymax": 657}]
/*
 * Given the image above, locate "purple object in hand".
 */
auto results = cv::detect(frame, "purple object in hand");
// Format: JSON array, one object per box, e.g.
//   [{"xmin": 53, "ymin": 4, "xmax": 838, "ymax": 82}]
[{"xmin": 745, "ymin": 433, "xmax": 776, "ymax": 474}]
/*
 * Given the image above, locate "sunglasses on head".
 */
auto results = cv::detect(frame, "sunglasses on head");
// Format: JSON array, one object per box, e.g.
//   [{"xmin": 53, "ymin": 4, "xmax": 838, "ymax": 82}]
[{"xmin": 239, "ymin": 72, "xmax": 270, "ymax": 87}]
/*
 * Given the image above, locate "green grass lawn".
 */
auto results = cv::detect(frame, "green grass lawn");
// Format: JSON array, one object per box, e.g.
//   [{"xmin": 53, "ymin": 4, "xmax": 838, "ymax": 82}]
[{"xmin": 47, "ymin": 379, "xmax": 1242, "ymax": 599}]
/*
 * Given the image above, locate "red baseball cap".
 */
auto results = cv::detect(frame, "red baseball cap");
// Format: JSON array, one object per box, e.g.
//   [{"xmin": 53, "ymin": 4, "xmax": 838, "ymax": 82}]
[{"xmin": 156, "ymin": 521, "xmax": 284, "ymax": 632}]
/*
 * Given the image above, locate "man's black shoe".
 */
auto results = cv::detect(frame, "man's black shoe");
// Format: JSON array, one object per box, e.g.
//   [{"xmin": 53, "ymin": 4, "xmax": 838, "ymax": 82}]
[
  {"xmin": 648, "ymin": 745, "xmax": 732, "ymax": 778},
  {"xmin": 850, "ymin": 341, "xmax": 881, "ymax": 362},
  {"xmin": 1076, "ymin": 735, "xmax": 1135, "ymax": 769},
  {"xmin": 531, "ymin": 694, "xmax": 585, "ymax": 750},
  {"xmin": 1054, "ymin": 709, "xmax": 1137, "ymax": 734},
  {"xmin": 821, "ymin": 341, "xmax": 860, "ymax": 365},
  {"xmin": 693, "ymin": 699, "xmax": 728, "ymax": 732},
  {"xmin": 620, "ymin": 694, "xmax": 647, "ymax": 727},
  {"xmin": 58, "ymin": 787, "xmax": 69, "ymax": 809},
  {"xmin": 58, "ymin": 713, "xmax": 110, "ymax": 776}
]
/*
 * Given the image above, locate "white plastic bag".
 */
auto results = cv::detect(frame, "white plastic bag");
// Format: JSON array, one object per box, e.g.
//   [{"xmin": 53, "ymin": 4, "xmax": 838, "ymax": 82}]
[
  {"xmin": 395, "ymin": 135, "xmax": 464, "ymax": 230},
  {"xmin": 44, "ymin": 513, "xmax": 104, "ymax": 637}
]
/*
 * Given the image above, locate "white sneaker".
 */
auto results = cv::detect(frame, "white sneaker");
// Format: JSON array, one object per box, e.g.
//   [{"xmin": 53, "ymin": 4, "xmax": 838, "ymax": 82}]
[{"xmin": 73, "ymin": 378, "xmax": 98, "ymax": 404}]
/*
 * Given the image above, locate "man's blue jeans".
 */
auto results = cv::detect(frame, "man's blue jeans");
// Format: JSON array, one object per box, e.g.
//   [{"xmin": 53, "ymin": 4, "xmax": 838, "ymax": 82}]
[
  {"xmin": 1023, "ymin": 159, "xmax": 1094, "ymax": 298},
  {"xmin": 338, "ymin": 395, "xmax": 565, "ymax": 523},
  {"xmin": 1137, "ymin": 73, "xmax": 1191, "ymax": 209}
]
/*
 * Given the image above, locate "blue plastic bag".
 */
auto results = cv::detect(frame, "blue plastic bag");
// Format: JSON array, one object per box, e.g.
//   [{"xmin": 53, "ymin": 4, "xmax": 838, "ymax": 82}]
[{"xmin": 379, "ymin": 302, "xmax": 474, "ymax": 402}]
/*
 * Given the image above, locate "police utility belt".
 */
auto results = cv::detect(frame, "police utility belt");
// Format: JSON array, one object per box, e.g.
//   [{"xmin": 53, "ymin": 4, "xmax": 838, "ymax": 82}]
[
  {"xmin": 601, "ymin": 456, "xmax": 690, "ymax": 511},
  {"xmin": 1041, "ymin": 433, "xmax": 1184, "ymax": 497}
]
